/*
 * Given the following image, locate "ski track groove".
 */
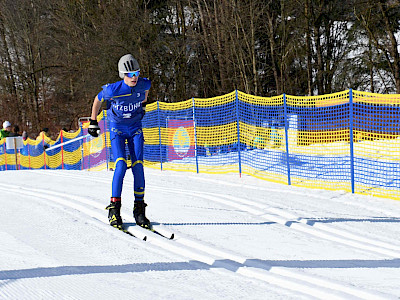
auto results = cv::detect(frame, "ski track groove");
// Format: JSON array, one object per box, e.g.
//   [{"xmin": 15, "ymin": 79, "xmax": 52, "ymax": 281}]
[
  {"xmin": 25, "ymin": 174, "xmax": 400, "ymax": 252},
  {"xmin": 150, "ymin": 175, "xmax": 400, "ymax": 253},
  {"xmin": 0, "ymin": 184, "xmax": 333, "ymax": 300},
  {"xmin": 0, "ymin": 185, "xmax": 366, "ymax": 300},
  {"xmin": 26, "ymin": 170, "xmax": 400, "ymax": 256},
  {"xmin": 144, "ymin": 183, "xmax": 400, "ymax": 258},
  {"xmin": 1, "ymin": 172, "xmax": 396, "ymax": 299},
  {"xmin": 0, "ymin": 183, "xmax": 324, "ymax": 299},
  {"xmin": 203, "ymin": 193, "xmax": 400, "ymax": 255},
  {"xmin": 157, "ymin": 172, "xmax": 399, "ymax": 217}
]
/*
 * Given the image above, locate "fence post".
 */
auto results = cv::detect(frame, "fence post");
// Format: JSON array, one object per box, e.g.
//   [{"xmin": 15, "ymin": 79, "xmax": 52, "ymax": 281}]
[
  {"xmin": 157, "ymin": 101, "xmax": 163, "ymax": 171},
  {"xmin": 103, "ymin": 111, "xmax": 109, "ymax": 171},
  {"xmin": 86, "ymin": 136, "xmax": 91, "ymax": 170},
  {"xmin": 192, "ymin": 97, "xmax": 199, "ymax": 173},
  {"xmin": 349, "ymin": 89, "xmax": 355, "ymax": 193},
  {"xmin": 28, "ymin": 143, "xmax": 31, "ymax": 170},
  {"xmin": 79, "ymin": 122, "xmax": 84, "ymax": 170},
  {"xmin": 43, "ymin": 133, "xmax": 47, "ymax": 170},
  {"xmin": 4, "ymin": 143, "xmax": 7, "ymax": 171},
  {"xmin": 3, "ymin": 141, "xmax": 8, "ymax": 171},
  {"xmin": 283, "ymin": 93, "xmax": 291, "ymax": 185},
  {"xmin": 235, "ymin": 90, "xmax": 242, "ymax": 177},
  {"xmin": 61, "ymin": 130, "xmax": 64, "ymax": 170}
]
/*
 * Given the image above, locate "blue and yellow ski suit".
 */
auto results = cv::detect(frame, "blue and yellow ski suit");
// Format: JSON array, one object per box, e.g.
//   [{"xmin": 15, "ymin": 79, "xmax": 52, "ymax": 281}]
[{"xmin": 97, "ymin": 77, "xmax": 151, "ymax": 200}]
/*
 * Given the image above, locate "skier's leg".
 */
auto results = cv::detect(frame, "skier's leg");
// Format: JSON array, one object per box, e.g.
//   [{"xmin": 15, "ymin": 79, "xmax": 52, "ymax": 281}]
[
  {"xmin": 104, "ymin": 131, "xmax": 128, "ymax": 228},
  {"xmin": 127, "ymin": 129, "xmax": 145, "ymax": 201},
  {"xmin": 110, "ymin": 132, "xmax": 128, "ymax": 198},
  {"xmin": 127, "ymin": 129, "xmax": 149, "ymax": 227}
]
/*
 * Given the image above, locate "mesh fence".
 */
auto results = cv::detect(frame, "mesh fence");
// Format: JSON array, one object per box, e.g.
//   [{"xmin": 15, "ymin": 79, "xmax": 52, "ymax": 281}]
[
  {"xmin": 143, "ymin": 89, "xmax": 400, "ymax": 200},
  {"xmin": 1, "ymin": 90, "xmax": 399, "ymax": 200},
  {"xmin": 0, "ymin": 111, "xmax": 111, "ymax": 171}
]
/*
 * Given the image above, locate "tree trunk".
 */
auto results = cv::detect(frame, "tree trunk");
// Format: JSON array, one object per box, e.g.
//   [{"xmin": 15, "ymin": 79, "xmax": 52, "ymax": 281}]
[
  {"xmin": 250, "ymin": 0, "xmax": 258, "ymax": 95},
  {"xmin": 305, "ymin": 0, "xmax": 313, "ymax": 95},
  {"xmin": 214, "ymin": 1, "xmax": 227, "ymax": 93},
  {"xmin": 266, "ymin": 10, "xmax": 281, "ymax": 94},
  {"xmin": 378, "ymin": 1, "xmax": 400, "ymax": 93},
  {"xmin": 197, "ymin": 0, "xmax": 221, "ymax": 93},
  {"xmin": 0, "ymin": 17, "xmax": 21, "ymax": 120}
]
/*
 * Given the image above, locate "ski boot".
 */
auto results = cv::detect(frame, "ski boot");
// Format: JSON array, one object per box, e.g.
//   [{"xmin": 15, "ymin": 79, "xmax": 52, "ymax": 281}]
[
  {"xmin": 105, "ymin": 197, "xmax": 123, "ymax": 229},
  {"xmin": 133, "ymin": 200, "xmax": 151, "ymax": 228}
]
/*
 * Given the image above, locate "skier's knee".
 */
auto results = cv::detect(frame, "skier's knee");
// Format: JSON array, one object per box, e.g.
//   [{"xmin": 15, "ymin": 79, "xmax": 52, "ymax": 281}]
[{"xmin": 115, "ymin": 157, "xmax": 128, "ymax": 172}]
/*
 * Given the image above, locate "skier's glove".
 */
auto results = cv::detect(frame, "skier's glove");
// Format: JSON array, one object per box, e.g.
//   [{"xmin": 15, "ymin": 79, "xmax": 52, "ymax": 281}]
[{"xmin": 88, "ymin": 119, "xmax": 100, "ymax": 137}]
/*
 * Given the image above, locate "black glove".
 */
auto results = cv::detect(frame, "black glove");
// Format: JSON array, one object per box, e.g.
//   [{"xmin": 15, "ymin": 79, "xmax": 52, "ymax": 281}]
[{"xmin": 88, "ymin": 119, "xmax": 100, "ymax": 137}]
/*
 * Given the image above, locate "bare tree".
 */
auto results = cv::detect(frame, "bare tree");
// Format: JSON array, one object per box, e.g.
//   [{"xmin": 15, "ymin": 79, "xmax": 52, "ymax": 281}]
[
  {"xmin": 1, "ymin": 0, "xmax": 399, "ymax": 134},
  {"xmin": 354, "ymin": 0, "xmax": 400, "ymax": 93}
]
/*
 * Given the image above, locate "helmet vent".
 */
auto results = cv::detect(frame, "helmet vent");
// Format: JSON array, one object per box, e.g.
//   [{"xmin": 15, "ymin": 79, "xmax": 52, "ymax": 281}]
[{"xmin": 124, "ymin": 60, "xmax": 134, "ymax": 72}]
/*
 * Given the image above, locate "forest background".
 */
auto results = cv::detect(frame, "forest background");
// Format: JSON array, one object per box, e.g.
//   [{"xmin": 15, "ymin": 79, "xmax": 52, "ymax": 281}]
[{"xmin": 0, "ymin": 0, "xmax": 399, "ymax": 137}]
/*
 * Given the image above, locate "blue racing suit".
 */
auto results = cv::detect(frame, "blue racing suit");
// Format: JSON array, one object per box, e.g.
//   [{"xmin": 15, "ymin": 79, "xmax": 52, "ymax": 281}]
[{"xmin": 97, "ymin": 77, "xmax": 151, "ymax": 200}]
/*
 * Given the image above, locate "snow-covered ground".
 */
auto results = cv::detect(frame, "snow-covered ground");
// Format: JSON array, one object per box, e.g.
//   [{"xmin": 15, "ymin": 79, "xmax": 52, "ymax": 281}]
[{"xmin": 1, "ymin": 168, "xmax": 400, "ymax": 299}]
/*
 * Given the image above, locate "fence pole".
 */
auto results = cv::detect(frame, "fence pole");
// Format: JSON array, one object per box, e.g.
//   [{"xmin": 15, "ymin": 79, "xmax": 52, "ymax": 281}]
[
  {"xmin": 88, "ymin": 134, "xmax": 91, "ymax": 171},
  {"xmin": 43, "ymin": 133, "xmax": 47, "ymax": 170},
  {"xmin": 79, "ymin": 123, "xmax": 84, "ymax": 170},
  {"xmin": 103, "ymin": 111, "xmax": 109, "ymax": 171},
  {"xmin": 349, "ymin": 89, "xmax": 355, "ymax": 193},
  {"xmin": 235, "ymin": 90, "xmax": 242, "ymax": 177},
  {"xmin": 4, "ymin": 143, "xmax": 7, "ymax": 171},
  {"xmin": 283, "ymin": 93, "xmax": 291, "ymax": 185},
  {"xmin": 157, "ymin": 101, "xmax": 163, "ymax": 171},
  {"xmin": 18, "ymin": 148, "xmax": 21, "ymax": 170},
  {"xmin": 61, "ymin": 130, "xmax": 64, "ymax": 170},
  {"xmin": 192, "ymin": 97, "xmax": 199, "ymax": 173},
  {"xmin": 28, "ymin": 143, "xmax": 31, "ymax": 170}
]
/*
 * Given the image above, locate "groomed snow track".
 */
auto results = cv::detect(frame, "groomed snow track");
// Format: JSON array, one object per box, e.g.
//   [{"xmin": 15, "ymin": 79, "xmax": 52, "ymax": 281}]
[{"xmin": 0, "ymin": 170, "xmax": 398, "ymax": 300}]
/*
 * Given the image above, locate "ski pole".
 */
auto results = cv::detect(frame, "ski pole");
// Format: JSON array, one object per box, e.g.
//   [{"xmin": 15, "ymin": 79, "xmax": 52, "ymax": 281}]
[{"xmin": 45, "ymin": 134, "xmax": 91, "ymax": 152}]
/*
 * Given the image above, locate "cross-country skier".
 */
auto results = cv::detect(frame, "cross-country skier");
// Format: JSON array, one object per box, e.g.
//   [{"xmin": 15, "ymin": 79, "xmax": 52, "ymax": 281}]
[{"xmin": 88, "ymin": 54, "xmax": 151, "ymax": 229}]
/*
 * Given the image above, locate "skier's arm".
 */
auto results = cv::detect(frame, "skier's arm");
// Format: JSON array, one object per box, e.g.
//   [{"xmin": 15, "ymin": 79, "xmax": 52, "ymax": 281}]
[
  {"xmin": 88, "ymin": 95, "xmax": 102, "ymax": 137},
  {"xmin": 91, "ymin": 95, "xmax": 102, "ymax": 120}
]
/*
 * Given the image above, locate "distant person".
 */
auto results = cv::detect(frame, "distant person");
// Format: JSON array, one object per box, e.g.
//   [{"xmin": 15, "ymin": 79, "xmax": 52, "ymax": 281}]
[
  {"xmin": 89, "ymin": 54, "xmax": 150, "ymax": 230},
  {"xmin": 0, "ymin": 121, "xmax": 12, "ymax": 140},
  {"xmin": 36, "ymin": 128, "xmax": 49, "ymax": 140},
  {"xmin": 22, "ymin": 131, "xmax": 28, "ymax": 141},
  {"xmin": 12, "ymin": 125, "xmax": 22, "ymax": 137},
  {"xmin": 35, "ymin": 127, "xmax": 52, "ymax": 150}
]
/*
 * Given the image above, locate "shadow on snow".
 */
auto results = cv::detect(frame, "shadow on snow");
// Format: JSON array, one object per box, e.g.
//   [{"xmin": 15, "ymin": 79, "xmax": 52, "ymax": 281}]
[{"xmin": 1, "ymin": 258, "xmax": 400, "ymax": 281}]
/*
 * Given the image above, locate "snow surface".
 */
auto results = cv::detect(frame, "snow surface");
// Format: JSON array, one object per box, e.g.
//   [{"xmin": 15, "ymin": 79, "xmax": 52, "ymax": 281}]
[{"xmin": 1, "ymin": 169, "xmax": 400, "ymax": 299}]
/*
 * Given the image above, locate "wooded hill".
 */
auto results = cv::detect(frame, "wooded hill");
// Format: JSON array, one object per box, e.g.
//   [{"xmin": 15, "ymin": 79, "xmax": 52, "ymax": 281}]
[{"xmin": 0, "ymin": 0, "xmax": 399, "ymax": 135}]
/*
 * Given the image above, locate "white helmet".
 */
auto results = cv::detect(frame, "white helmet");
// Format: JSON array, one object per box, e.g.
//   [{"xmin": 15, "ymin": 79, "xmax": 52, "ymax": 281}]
[
  {"xmin": 118, "ymin": 54, "xmax": 140, "ymax": 79},
  {"xmin": 2, "ymin": 120, "xmax": 11, "ymax": 129}
]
